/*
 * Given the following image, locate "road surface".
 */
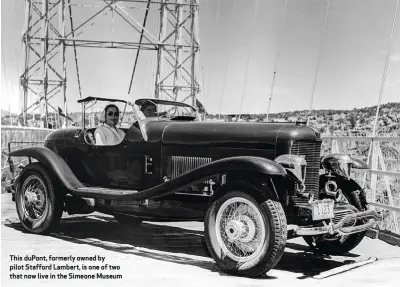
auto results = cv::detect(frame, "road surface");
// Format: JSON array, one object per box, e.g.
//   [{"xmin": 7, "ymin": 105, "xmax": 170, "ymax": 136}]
[{"xmin": 1, "ymin": 193, "xmax": 399, "ymax": 287}]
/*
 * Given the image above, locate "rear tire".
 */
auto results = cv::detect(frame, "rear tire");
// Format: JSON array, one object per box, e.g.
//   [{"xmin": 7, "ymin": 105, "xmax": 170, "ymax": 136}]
[
  {"xmin": 15, "ymin": 163, "xmax": 63, "ymax": 234},
  {"xmin": 205, "ymin": 182, "xmax": 287, "ymax": 277}
]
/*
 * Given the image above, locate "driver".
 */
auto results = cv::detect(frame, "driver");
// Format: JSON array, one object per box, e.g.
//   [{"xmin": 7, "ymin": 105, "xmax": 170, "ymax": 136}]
[
  {"xmin": 94, "ymin": 104, "xmax": 125, "ymax": 145},
  {"xmin": 140, "ymin": 101, "xmax": 157, "ymax": 117}
]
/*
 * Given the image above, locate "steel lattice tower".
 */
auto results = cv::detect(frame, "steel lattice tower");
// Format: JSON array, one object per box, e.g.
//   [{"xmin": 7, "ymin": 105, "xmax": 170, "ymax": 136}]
[{"xmin": 20, "ymin": 0, "xmax": 200, "ymax": 126}]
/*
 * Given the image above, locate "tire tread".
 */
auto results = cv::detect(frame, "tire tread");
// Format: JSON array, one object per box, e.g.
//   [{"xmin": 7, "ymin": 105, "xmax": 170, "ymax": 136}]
[
  {"xmin": 205, "ymin": 181, "xmax": 287, "ymax": 277},
  {"xmin": 16, "ymin": 163, "xmax": 63, "ymax": 234}
]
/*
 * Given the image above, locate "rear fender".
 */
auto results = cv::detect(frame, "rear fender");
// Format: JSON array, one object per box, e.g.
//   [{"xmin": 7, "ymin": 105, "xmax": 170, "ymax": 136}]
[{"xmin": 9, "ymin": 147, "xmax": 85, "ymax": 192}]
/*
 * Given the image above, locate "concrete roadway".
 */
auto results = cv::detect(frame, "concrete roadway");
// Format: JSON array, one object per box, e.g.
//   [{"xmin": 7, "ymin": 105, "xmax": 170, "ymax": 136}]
[{"xmin": 1, "ymin": 193, "xmax": 400, "ymax": 287}]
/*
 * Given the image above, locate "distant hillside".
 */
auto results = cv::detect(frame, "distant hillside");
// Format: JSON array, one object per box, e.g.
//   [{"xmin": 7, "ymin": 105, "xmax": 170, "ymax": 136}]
[
  {"xmin": 2, "ymin": 102, "xmax": 400, "ymax": 136},
  {"xmin": 208, "ymin": 102, "xmax": 400, "ymax": 136}
]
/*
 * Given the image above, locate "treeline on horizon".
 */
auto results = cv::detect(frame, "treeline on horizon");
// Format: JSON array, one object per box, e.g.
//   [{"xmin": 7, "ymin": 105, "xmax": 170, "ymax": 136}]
[
  {"xmin": 208, "ymin": 102, "xmax": 400, "ymax": 118},
  {"xmin": 2, "ymin": 101, "xmax": 399, "ymax": 121}
]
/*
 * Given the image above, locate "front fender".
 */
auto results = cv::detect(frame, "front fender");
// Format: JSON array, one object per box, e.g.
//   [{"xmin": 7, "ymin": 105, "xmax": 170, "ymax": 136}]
[
  {"xmin": 319, "ymin": 173, "xmax": 363, "ymax": 191},
  {"xmin": 9, "ymin": 147, "xmax": 85, "ymax": 192},
  {"xmin": 197, "ymin": 156, "xmax": 287, "ymax": 177},
  {"xmin": 319, "ymin": 173, "xmax": 367, "ymax": 208},
  {"xmin": 115, "ymin": 156, "xmax": 287, "ymax": 200}
]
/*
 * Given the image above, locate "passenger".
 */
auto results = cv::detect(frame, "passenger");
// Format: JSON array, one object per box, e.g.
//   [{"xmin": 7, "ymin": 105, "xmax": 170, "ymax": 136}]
[
  {"xmin": 94, "ymin": 104, "xmax": 125, "ymax": 146},
  {"xmin": 140, "ymin": 101, "xmax": 157, "ymax": 118}
]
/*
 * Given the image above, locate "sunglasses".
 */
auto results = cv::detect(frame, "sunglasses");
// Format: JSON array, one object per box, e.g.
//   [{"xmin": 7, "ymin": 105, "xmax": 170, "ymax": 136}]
[{"xmin": 107, "ymin": 111, "xmax": 119, "ymax": 117}]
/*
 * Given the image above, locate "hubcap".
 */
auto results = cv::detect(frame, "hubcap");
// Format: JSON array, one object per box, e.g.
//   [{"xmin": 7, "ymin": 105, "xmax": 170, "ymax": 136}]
[
  {"xmin": 20, "ymin": 175, "xmax": 48, "ymax": 222},
  {"xmin": 215, "ymin": 197, "xmax": 266, "ymax": 262},
  {"xmin": 225, "ymin": 220, "xmax": 245, "ymax": 241}
]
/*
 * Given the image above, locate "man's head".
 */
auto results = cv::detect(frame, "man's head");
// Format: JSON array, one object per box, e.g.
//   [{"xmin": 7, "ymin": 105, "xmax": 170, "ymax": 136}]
[
  {"xmin": 140, "ymin": 101, "xmax": 157, "ymax": 117},
  {"xmin": 103, "ymin": 104, "xmax": 120, "ymax": 127}
]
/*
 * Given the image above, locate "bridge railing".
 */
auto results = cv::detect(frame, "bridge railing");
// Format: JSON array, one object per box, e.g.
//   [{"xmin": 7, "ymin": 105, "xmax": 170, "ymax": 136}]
[
  {"xmin": 1, "ymin": 127, "xmax": 399, "ymax": 236},
  {"xmin": 322, "ymin": 135, "xmax": 400, "ymax": 235},
  {"xmin": 1, "ymin": 126, "xmax": 52, "ymax": 192}
]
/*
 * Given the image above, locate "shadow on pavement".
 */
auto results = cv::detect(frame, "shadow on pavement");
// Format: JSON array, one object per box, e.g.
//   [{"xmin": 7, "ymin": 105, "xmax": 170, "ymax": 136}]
[{"xmin": 3, "ymin": 214, "xmax": 360, "ymax": 278}]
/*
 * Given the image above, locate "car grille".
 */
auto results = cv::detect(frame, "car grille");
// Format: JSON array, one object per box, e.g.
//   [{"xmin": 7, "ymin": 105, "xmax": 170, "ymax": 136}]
[{"xmin": 290, "ymin": 141, "xmax": 322, "ymax": 201}]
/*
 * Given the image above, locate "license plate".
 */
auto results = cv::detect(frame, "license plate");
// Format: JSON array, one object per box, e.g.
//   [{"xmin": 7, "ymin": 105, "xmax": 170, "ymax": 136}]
[{"xmin": 311, "ymin": 200, "xmax": 334, "ymax": 221}]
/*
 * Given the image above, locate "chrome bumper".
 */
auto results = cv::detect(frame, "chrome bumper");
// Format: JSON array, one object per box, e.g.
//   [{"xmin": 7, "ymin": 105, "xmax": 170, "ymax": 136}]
[{"xmin": 292, "ymin": 209, "xmax": 389, "ymax": 236}]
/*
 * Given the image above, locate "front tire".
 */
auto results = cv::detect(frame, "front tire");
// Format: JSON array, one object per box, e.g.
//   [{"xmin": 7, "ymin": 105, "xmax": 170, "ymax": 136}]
[
  {"xmin": 15, "ymin": 163, "xmax": 63, "ymax": 234},
  {"xmin": 205, "ymin": 183, "xmax": 287, "ymax": 277}
]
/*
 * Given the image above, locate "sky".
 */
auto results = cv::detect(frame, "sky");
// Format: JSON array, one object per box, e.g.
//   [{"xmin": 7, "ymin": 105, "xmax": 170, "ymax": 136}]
[{"xmin": 1, "ymin": 0, "xmax": 399, "ymax": 115}]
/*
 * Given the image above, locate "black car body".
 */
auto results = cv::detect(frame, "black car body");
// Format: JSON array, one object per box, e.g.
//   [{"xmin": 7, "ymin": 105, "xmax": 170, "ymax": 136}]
[{"xmin": 9, "ymin": 97, "xmax": 386, "ymax": 277}]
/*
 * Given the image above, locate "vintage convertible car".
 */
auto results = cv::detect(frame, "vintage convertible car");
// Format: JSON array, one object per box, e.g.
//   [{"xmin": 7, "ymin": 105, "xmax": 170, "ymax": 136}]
[{"xmin": 9, "ymin": 97, "xmax": 386, "ymax": 277}]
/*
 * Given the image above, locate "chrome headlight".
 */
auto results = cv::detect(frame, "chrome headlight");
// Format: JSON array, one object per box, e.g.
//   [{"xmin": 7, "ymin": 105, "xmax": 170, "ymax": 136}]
[
  {"xmin": 321, "ymin": 154, "xmax": 353, "ymax": 179},
  {"xmin": 275, "ymin": 154, "xmax": 307, "ymax": 186}
]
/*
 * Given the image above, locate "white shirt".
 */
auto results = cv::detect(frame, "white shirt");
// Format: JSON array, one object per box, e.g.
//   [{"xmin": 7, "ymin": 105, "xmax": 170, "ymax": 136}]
[{"xmin": 94, "ymin": 123, "xmax": 125, "ymax": 146}]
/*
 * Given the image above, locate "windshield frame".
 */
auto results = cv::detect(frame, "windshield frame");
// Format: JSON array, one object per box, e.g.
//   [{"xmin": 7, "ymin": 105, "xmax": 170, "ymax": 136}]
[
  {"xmin": 129, "ymin": 99, "xmax": 199, "ymax": 141},
  {"xmin": 78, "ymin": 97, "xmax": 127, "ymax": 129},
  {"xmin": 135, "ymin": 98, "xmax": 198, "ymax": 119}
]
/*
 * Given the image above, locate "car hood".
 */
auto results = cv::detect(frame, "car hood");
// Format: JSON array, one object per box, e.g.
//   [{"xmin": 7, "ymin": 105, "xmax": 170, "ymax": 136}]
[{"xmin": 145, "ymin": 121, "xmax": 320, "ymax": 151}]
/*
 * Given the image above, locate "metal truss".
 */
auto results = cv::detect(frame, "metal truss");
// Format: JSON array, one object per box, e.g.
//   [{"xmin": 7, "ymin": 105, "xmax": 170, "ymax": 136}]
[
  {"xmin": 20, "ymin": 0, "xmax": 200, "ymax": 126},
  {"xmin": 154, "ymin": 0, "xmax": 200, "ymax": 106}
]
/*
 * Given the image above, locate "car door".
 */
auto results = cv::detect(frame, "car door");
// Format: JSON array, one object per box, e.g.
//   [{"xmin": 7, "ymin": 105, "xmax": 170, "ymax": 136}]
[
  {"xmin": 123, "ymin": 123, "xmax": 161, "ymax": 190},
  {"xmin": 89, "ymin": 125, "xmax": 151, "ymax": 189},
  {"xmin": 91, "ymin": 143, "xmax": 132, "ymax": 188}
]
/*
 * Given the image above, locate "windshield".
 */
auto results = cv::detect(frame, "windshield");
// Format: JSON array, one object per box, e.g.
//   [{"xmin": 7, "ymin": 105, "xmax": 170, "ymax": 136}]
[
  {"xmin": 136, "ymin": 99, "xmax": 198, "ymax": 120},
  {"xmin": 80, "ymin": 100, "xmax": 128, "ymax": 129},
  {"xmin": 79, "ymin": 97, "xmax": 199, "ymax": 130},
  {"xmin": 128, "ymin": 99, "xmax": 199, "ymax": 141}
]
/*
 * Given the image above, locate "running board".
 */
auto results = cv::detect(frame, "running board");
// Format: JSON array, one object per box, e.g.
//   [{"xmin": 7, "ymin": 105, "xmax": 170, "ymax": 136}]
[{"xmin": 75, "ymin": 187, "xmax": 138, "ymax": 200}]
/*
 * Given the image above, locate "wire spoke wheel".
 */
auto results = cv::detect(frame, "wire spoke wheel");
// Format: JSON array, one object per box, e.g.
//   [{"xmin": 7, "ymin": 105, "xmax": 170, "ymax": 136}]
[
  {"xmin": 16, "ymin": 163, "xmax": 63, "ymax": 234},
  {"xmin": 204, "ymin": 183, "xmax": 287, "ymax": 277},
  {"xmin": 216, "ymin": 197, "xmax": 266, "ymax": 262},
  {"xmin": 21, "ymin": 175, "xmax": 48, "ymax": 222}
]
